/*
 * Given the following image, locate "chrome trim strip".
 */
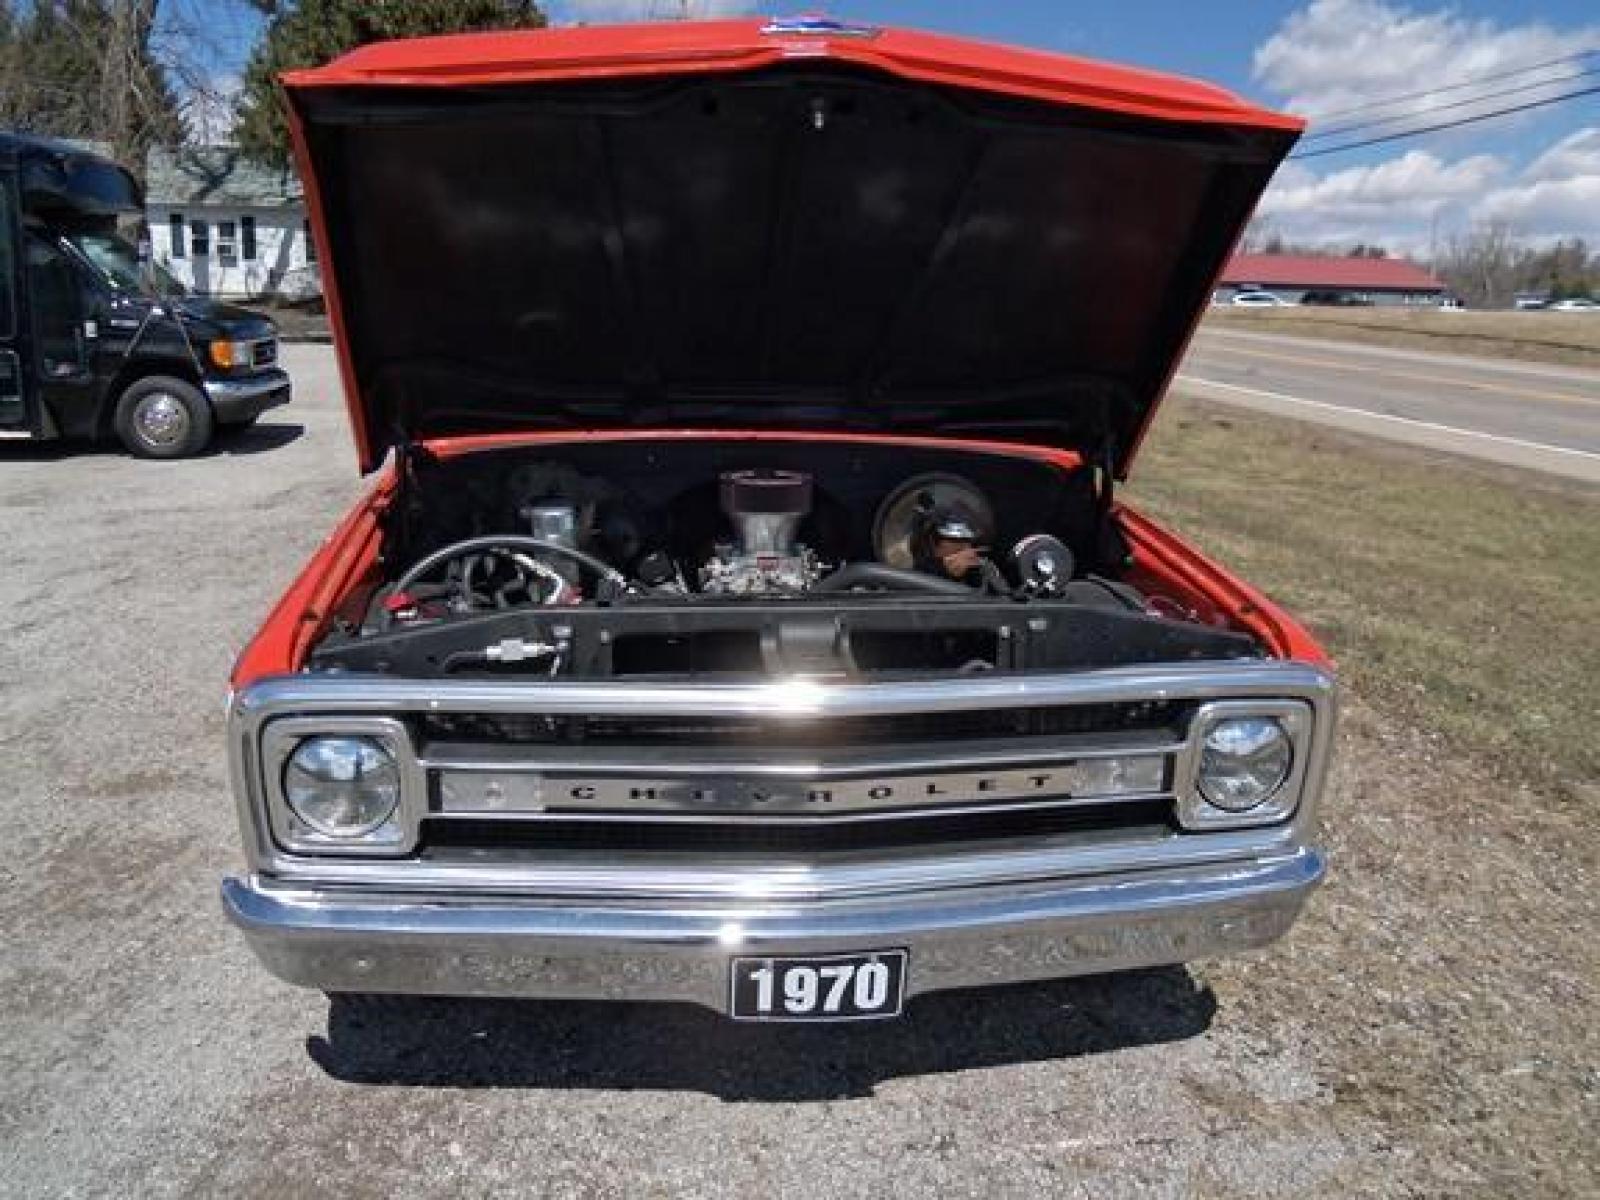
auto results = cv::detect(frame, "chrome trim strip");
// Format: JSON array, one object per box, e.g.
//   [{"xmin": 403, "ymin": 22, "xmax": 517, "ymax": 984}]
[
  {"xmin": 426, "ymin": 734, "xmax": 1176, "ymax": 819},
  {"xmin": 231, "ymin": 661, "xmax": 1334, "ymax": 720},
  {"xmin": 238, "ymin": 813, "xmax": 1296, "ymax": 903},
  {"xmin": 421, "ymin": 730, "xmax": 1182, "ymax": 777},
  {"xmin": 427, "ymin": 793, "xmax": 1168, "ymax": 827}
]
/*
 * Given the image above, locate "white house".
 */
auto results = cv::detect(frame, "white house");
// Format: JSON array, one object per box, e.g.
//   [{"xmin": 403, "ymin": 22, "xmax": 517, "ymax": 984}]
[{"xmin": 144, "ymin": 147, "xmax": 319, "ymax": 301}]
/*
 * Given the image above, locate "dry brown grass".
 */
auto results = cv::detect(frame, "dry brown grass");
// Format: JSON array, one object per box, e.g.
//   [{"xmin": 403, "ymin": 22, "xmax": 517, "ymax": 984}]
[
  {"xmin": 1132, "ymin": 398, "xmax": 1600, "ymax": 1188},
  {"xmin": 1130, "ymin": 393, "xmax": 1600, "ymax": 803},
  {"xmin": 1205, "ymin": 305, "xmax": 1600, "ymax": 369}
]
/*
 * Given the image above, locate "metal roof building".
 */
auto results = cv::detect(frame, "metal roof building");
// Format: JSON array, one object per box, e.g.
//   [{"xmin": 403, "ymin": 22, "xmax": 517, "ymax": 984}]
[{"xmin": 1218, "ymin": 253, "xmax": 1446, "ymax": 306}]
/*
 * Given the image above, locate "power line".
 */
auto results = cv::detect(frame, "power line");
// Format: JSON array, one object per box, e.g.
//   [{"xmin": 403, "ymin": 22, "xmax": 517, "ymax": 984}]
[
  {"xmin": 1300, "ymin": 47, "xmax": 1599, "ymax": 122},
  {"xmin": 1289, "ymin": 84, "xmax": 1600, "ymax": 159},
  {"xmin": 1302, "ymin": 63, "xmax": 1600, "ymax": 141}
]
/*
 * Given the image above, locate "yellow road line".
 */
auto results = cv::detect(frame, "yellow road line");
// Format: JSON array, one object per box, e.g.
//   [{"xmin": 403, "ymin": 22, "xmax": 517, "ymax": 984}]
[{"xmin": 1189, "ymin": 341, "xmax": 1600, "ymax": 408}]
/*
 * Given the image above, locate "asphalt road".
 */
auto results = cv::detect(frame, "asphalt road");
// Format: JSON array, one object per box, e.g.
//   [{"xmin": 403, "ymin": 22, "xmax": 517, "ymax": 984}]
[
  {"xmin": 1178, "ymin": 328, "xmax": 1600, "ymax": 483},
  {"xmin": 2, "ymin": 345, "xmax": 1595, "ymax": 1197}
]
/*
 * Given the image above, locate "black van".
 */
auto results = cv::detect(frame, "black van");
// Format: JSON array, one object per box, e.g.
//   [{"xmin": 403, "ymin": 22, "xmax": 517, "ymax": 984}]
[{"xmin": 1, "ymin": 133, "xmax": 291, "ymax": 458}]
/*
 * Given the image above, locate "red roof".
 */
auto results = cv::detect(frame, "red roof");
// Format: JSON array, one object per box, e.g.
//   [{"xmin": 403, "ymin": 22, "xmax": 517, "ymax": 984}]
[{"xmin": 1222, "ymin": 253, "xmax": 1443, "ymax": 291}]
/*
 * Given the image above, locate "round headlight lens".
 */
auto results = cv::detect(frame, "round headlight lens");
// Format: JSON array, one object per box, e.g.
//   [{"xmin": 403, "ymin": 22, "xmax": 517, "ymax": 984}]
[
  {"xmin": 282, "ymin": 736, "xmax": 401, "ymax": 837},
  {"xmin": 1197, "ymin": 717, "xmax": 1293, "ymax": 811}
]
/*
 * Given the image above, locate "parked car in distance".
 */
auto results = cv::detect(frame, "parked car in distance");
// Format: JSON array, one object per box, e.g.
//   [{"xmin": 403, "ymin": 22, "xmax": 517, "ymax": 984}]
[
  {"xmin": 1301, "ymin": 290, "xmax": 1373, "ymax": 307},
  {"xmin": 223, "ymin": 19, "xmax": 1335, "ymax": 1023},
  {"xmin": 1, "ymin": 132, "xmax": 291, "ymax": 458},
  {"xmin": 1547, "ymin": 298, "xmax": 1599, "ymax": 313},
  {"xmin": 1231, "ymin": 290, "xmax": 1290, "ymax": 307}
]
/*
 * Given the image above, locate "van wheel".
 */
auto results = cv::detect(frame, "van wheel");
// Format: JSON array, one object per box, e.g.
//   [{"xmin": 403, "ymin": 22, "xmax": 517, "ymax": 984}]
[{"xmin": 115, "ymin": 376, "xmax": 214, "ymax": 459}]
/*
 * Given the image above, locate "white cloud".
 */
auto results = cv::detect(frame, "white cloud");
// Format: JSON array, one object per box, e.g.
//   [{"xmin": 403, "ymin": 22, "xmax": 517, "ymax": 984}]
[
  {"xmin": 1254, "ymin": 0, "xmax": 1600, "ymax": 132},
  {"xmin": 1521, "ymin": 126, "xmax": 1600, "ymax": 180},
  {"xmin": 1254, "ymin": 127, "xmax": 1600, "ymax": 249},
  {"xmin": 1255, "ymin": 149, "xmax": 1505, "ymax": 249},
  {"xmin": 1249, "ymin": 4, "xmax": 1600, "ymax": 250},
  {"xmin": 558, "ymin": 0, "xmax": 756, "ymax": 21},
  {"xmin": 1260, "ymin": 149, "xmax": 1505, "ymax": 218},
  {"xmin": 1477, "ymin": 128, "xmax": 1600, "ymax": 236}
]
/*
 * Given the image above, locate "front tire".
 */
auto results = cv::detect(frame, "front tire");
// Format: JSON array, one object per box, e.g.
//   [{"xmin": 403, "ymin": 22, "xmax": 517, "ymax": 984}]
[{"xmin": 114, "ymin": 376, "xmax": 214, "ymax": 459}]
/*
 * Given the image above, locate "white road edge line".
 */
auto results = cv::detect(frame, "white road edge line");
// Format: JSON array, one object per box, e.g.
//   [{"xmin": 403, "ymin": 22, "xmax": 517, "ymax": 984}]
[
  {"xmin": 1195, "ymin": 327, "xmax": 1600, "ymax": 385},
  {"xmin": 1174, "ymin": 375, "xmax": 1600, "ymax": 464}
]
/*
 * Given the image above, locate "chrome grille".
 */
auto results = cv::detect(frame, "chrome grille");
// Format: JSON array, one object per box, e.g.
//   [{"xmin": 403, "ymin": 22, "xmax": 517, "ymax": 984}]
[
  {"xmin": 230, "ymin": 662, "xmax": 1335, "ymax": 897},
  {"xmin": 412, "ymin": 705, "xmax": 1190, "ymax": 851}
]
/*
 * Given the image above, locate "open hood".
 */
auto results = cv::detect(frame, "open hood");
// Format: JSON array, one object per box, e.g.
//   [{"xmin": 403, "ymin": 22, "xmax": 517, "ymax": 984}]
[{"xmin": 285, "ymin": 19, "xmax": 1301, "ymax": 474}]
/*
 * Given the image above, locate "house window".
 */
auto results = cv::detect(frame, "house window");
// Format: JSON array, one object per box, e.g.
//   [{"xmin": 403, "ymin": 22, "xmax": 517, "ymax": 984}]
[
  {"xmin": 189, "ymin": 219, "xmax": 209, "ymax": 256},
  {"xmin": 168, "ymin": 213, "xmax": 185, "ymax": 259},
  {"xmin": 241, "ymin": 215, "xmax": 256, "ymax": 261},
  {"xmin": 217, "ymin": 220, "xmax": 238, "ymax": 261},
  {"xmin": 302, "ymin": 219, "xmax": 316, "ymax": 263}
]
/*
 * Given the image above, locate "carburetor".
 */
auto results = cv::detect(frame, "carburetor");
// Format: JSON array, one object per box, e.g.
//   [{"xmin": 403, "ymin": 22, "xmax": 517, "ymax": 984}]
[{"xmin": 699, "ymin": 469, "xmax": 823, "ymax": 595}]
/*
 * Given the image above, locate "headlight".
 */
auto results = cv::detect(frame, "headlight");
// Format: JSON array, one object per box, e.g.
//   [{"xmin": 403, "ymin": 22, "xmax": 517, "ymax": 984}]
[
  {"xmin": 1196, "ymin": 717, "xmax": 1293, "ymax": 811},
  {"xmin": 282, "ymin": 736, "xmax": 401, "ymax": 837},
  {"xmin": 208, "ymin": 338, "xmax": 252, "ymax": 369}
]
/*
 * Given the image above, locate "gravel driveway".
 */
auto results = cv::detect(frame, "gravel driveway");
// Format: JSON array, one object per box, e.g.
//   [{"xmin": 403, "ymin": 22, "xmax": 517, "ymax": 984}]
[{"xmin": 1, "ymin": 345, "xmax": 1594, "ymax": 1197}]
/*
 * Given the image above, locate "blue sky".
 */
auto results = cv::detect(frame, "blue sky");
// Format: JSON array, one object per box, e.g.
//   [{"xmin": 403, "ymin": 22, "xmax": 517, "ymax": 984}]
[{"xmin": 197, "ymin": 0, "xmax": 1600, "ymax": 250}]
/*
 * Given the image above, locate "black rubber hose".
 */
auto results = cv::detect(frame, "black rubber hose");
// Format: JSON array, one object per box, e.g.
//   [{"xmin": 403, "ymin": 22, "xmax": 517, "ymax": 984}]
[
  {"xmin": 391, "ymin": 535, "xmax": 629, "ymax": 598},
  {"xmin": 811, "ymin": 562, "xmax": 979, "ymax": 596}
]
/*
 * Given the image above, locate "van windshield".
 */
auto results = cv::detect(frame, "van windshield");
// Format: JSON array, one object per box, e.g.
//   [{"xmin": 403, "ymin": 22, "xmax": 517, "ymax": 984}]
[{"xmin": 69, "ymin": 232, "xmax": 185, "ymax": 298}]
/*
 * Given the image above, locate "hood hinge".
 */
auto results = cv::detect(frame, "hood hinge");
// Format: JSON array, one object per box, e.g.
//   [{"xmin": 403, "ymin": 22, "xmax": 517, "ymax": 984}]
[
  {"xmin": 386, "ymin": 437, "xmax": 436, "ymax": 566},
  {"xmin": 1092, "ymin": 421, "xmax": 1131, "ymax": 571},
  {"xmin": 1095, "ymin": 436, "xmax": 1116, "ymax": 513}
]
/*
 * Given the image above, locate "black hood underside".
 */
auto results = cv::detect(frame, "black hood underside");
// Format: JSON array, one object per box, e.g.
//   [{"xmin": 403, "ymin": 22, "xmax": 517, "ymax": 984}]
[{"xmin": 292, "ymin": 65, "xmax": 1296, "ymax": 472}]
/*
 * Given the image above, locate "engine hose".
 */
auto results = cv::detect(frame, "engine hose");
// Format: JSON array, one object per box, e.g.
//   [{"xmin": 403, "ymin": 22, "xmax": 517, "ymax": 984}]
[
  {"xmin": 811, "ymin": 562, "xmax": 979, "ymax": 596},
  {"xmin": 392, "ymin": 535, "xmax": 628, "ymax": 598}
]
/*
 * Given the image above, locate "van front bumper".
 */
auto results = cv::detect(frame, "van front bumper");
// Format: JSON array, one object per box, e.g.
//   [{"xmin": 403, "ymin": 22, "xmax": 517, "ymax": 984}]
[
  {"xmin": 222, "ymin": 846, "xmax": 1324, "ymax": 1010},
  {"xmin": 205, "ymin": 370, "xmax": 291, "ymax": 423}
]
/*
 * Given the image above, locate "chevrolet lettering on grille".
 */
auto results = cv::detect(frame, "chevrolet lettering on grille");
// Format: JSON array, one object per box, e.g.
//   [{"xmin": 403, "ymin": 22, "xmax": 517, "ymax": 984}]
[{"xmin": 436, "ymin": 756, "xmax": 1170, "ymax": 817}]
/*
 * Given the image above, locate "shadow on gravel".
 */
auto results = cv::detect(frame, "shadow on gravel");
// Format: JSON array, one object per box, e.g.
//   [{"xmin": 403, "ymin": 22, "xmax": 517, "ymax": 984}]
[
  {"xmin": 212, "ymin": 421, "xmax": 305, "ymax": 455},
  {"xmin": 0, "ymin": 437, "xmax": 103, "ymax": 462},
  {"xmin": 307, "ymin": 967, "xmax": 1215, "ymax": 1101},
  {"xmin": 0, "ymin": 422, "xmax": 304, "ymax": 460}
]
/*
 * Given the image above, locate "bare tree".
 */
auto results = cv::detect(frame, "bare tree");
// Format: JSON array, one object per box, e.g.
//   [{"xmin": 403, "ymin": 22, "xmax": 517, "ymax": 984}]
[
  {"xmin": 1239, "ymin": 213, "xmax": 1281, "ymax": 254},
  {"xmin": 0, "ymin": 2, "xmax": 183, "ymax": 170},
  {"xmin": 1437, "ymin": 220, "xmax": 1521, "ymax": 309}
]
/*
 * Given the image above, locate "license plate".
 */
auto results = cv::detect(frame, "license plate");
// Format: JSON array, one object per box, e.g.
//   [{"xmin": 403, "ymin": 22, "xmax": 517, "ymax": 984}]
[{"xmin": 729, "ymin": 951, "xmax": 907, "ymax": 1021}]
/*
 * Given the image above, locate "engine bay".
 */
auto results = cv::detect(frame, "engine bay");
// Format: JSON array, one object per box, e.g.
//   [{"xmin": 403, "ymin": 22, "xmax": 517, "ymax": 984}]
[{"xmin": 310, "ymin": 439, "xmax": 1261, "ymax": 680}]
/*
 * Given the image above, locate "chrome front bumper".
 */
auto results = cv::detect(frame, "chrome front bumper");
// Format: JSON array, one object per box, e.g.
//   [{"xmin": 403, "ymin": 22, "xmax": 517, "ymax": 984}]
[
  {"xmin": 222, "ymin": 846, "xmax": 1324, "ymax": 1009},
  {"xmin": 204, "ymin": 369, "xmax": 292, "ymax": 422}
]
